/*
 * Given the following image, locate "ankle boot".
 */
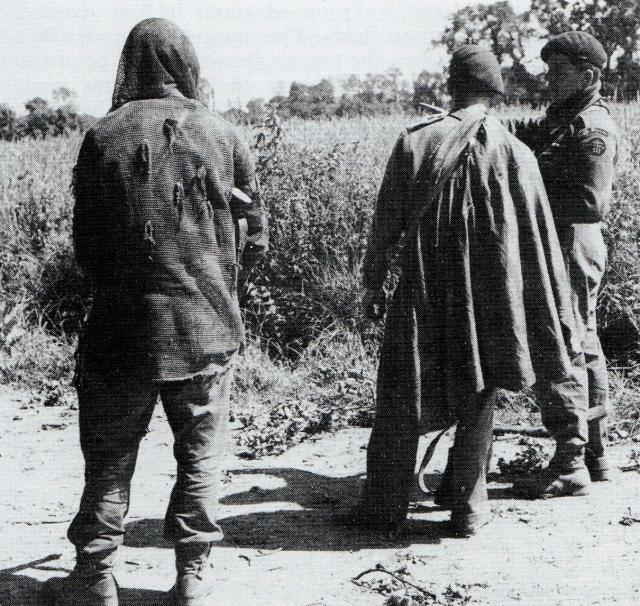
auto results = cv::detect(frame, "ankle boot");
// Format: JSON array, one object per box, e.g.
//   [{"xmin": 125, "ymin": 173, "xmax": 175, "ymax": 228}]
[
  {"xmin": 169, "ymin": 544, "xmax": 213, "ymax": 606},
  {"xmin": 42, "ymin": 552, "xmax": 119, "ymax": 606},
  {"xmin": 512, "ymin": 441, "xmax": 591, "ymax": 499}
]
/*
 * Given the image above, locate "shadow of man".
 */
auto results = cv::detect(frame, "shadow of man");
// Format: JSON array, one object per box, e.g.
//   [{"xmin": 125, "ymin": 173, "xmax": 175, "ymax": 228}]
[
  {"xmin": 0, "ymin": 556, "xmax": 167, "ymax": 605},
  {"xmin": 125, "ymin": 468, "xmax": 448, "ymax": 552}
]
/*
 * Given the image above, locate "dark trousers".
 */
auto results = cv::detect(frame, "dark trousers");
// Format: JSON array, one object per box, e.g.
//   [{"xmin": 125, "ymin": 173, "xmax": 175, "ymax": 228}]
[
  {"xmin": 67, "ymin": 367, "xmax": 233, "ymax": 563},
  {"xmin": 362, "ymin": 387, "xmax": 496, "ymax": 527},
  {"xmin": 449, "ymin": 389, "xmax": 496, "ymax": 520}
]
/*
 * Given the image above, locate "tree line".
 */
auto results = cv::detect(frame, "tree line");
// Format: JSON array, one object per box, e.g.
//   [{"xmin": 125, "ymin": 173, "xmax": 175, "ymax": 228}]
[
  {"xmin": 0, "ymin": 88, "xmax": 95, "ymax": 141},
  {"xmin": 226, "ymin": 0, "xmax": 640, "ymax": 122},
  {"xmin": 4, "ymin": 0, "xmax": 640, "ymax": 135}
]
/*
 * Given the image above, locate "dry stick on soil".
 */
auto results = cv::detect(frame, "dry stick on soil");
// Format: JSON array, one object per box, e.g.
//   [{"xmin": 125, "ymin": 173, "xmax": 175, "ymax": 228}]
[
  {"xmin": 620, "ymin": 464, "xmax": 640, "ymax": 472},
  {"xmin": 352, "ymin": 565, "xmax": 439, "ymax": 599},
  {"xmin": 493, "ymin": 425, "xmax": 550, "ymax": 438}
]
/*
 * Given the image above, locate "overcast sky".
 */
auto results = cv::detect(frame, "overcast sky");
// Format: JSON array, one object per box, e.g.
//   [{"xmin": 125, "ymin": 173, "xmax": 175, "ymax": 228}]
[{"xmin": 5, "ymin": 0, "xmax": 532, "ymax": 116}]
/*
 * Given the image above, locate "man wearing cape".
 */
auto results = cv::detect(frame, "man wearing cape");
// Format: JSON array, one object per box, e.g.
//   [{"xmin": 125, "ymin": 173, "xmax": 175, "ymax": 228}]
[{"xmin": 354, "ymin": 45, "xmax": 587, "ymax": 536}]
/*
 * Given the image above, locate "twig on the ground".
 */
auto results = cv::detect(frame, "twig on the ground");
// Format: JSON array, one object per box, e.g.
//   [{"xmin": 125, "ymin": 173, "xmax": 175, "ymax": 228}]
[
  {"xmin": 3, "ymin": 554, "xmax": 61, "ymax": 575},
  {"xmin": 620, "ymin": 509, "xmax": 640, "ymax": 525},
  {"xmin": 352, "ymin": 565, "xmax": 438, "ymax": 599},
  {"xmin": 493, "ymin": 425, "xmax": 550, "ymax": 438},
  {"xmin": 620, "ymin": 464, "xmax": 640, "ymax": 472}
]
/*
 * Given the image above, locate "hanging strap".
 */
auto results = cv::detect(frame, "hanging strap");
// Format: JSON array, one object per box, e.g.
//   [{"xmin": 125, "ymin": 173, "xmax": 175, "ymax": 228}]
[{"xmin": 417, "ymin": 427, "xmax": 450, "ymax": 495}]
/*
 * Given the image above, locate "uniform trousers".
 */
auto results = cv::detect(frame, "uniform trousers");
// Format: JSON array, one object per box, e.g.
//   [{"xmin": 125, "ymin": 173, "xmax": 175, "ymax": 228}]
[
  {"xmin": 362, "ymin": 387, "xmax": 497, "ymax": 527},
  {"xmin": 67, "ymin": 366, "xmax": 233, "ymax": 564},
  {"xmin": 559, "ymin": 224, "xmax": 609, "ymax": 459}
]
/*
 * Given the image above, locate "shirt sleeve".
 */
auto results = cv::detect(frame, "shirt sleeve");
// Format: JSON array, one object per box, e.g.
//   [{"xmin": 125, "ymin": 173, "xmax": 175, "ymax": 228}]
[
  {"xmin": 554, "ymin": 124, "xmax": 617, "ymax": 225},
  {"xmin": 232, "ymin": 133, "xmax": 268, "ymax": 269},
  {"xmin": 72, "ymin": 129, "xmax": 104, "ymax": 277},
  {"xmin": 362, "ymin": 133, "xmax": 411, "ymax": 290}
]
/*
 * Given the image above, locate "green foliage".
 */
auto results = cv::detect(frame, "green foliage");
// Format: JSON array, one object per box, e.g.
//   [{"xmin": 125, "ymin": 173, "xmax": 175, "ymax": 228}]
[
  {"xmin": 274, "ymin": 79, "xmax": 338, "ymax": 119},
  {"xmin": 437, "ymin": 1, "xmax": 534, "ymax": 65},
  {"xmin": 435, "ymin": 0, "xmax": 640, "ymax": 102},
  {"xmin": 530, "ymin": 0, "xmax": 640, "ymax": 99},
  {"xmin": 0, "ymin": 106, "xmax": 639, "ymax": 410},
  {"xmin": 245, "ymin": 116, "xmax": 384, "ymax": 353},
  {"xmin": 0, "ymin": 104, "xmax": 17, "ymax": 141},
  {"xmin": 412, "ymin": 71, "xmax": 449, "ymax": 111},
  {"xmin": 0, "ymin": 96, "xmax": 94, "ymax": 141},
  {"xmin": 530, "ymin": 0, "xmax": 640, "ymax": 63},
  {"xmin": 497, "ymin": 440, "xmax": 550, "ymax": 476}
]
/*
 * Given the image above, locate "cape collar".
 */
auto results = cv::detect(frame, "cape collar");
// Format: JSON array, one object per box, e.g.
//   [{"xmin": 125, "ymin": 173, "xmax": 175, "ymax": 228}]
[{"xmin": 449, "ymin": 103, "xmax": 489, "ymax": 121}]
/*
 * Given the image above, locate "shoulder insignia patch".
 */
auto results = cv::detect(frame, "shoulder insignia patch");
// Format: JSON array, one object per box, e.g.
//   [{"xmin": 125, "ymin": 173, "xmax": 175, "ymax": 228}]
[{"xmin": 583, "ymin": 137, "xmax": 607, "ymax": 156}]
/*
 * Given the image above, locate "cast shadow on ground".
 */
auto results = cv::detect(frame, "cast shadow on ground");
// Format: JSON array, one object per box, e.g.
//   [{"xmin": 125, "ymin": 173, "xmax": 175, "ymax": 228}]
[
  {"xmin": 125, "ymin": 468, "xmax": 451, "ymax": 551},
  {"xmin": 0, "ymin": 556, "xmax": 168, "ymax": 606},
  {"xmin": 416, "ymin": 470, "xmax": 519, "ymax": 502}
]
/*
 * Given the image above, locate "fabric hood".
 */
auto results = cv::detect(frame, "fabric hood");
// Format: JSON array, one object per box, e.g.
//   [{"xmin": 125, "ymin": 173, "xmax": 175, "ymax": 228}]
[{"xmin": 111, "ymin": 18, "xmax": 200, "ymax": 111}]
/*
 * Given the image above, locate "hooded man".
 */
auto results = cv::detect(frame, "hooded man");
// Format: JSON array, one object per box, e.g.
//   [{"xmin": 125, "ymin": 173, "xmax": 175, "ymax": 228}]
[
  {"xmin": 350, "ymin": 45, "xmax": 585, "ymax": 536},
  {"xmin": 43, "ymin": 18, "xmax": 267, "ymax": 606},
  {"xmin": 505, "ymin": 31, "xmax": 619, "ymax": 497}
]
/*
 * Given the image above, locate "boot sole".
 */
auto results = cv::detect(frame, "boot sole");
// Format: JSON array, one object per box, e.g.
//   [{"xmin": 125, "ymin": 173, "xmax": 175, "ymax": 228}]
[
  {"xmin": 433, "ymin": 495, "xmax": 452, "ymax": 510},
  {"xmin": 537, "ymin": 485, "xmax": 591, "ymax": 499},
  {"xmin": 512, "ymin": 481, "xmax": 591, "ymax": 500}
]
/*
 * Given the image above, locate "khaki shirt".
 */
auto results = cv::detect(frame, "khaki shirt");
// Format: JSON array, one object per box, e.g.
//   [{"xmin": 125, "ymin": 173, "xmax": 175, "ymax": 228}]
[{"xmin": 505, "ymin": 92, "xmax": 618, "ymax": 227}]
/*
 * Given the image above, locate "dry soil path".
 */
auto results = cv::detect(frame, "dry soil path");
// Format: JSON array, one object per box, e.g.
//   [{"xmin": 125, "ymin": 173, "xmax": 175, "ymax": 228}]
[{"xmin": 2, "ymin": 386, "xmax": 640, "ymax": 606}]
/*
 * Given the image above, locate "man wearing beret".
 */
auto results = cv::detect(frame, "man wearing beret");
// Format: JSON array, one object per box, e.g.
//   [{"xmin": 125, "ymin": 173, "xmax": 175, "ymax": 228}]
[
  {"xmin": 506, "ymin": 31, "xmax": 619, "ymax": 499},
  {"xmin": 347, "ymin": 45, "xmax": 584, "ymax": 536}
]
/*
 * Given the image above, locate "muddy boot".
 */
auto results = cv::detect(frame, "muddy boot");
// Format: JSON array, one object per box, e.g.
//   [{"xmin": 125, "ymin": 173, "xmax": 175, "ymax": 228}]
[
  {"xmin": 168, "ymin": 544, "xmax": 213, "ymax": 606},
  {"xmin": 585, "ymin": 417, "xmax": 609, "ymax": 481},
  {"xmin": 42, "ymin": 553, "xmax": 119, "ymax": 606},
  {"xmin": 512, "ymin": 442, "xmax": 591, "ymax": 499}
]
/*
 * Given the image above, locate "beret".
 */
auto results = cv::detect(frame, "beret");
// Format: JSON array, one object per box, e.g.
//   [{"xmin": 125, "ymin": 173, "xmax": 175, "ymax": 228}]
[
  {"xmin": 449, "ymin": 44, "xmax": 505, "ymax": 96},
  {"xmin": 541, "ymin": 31, "xmax": 607, "ymax": 68}
]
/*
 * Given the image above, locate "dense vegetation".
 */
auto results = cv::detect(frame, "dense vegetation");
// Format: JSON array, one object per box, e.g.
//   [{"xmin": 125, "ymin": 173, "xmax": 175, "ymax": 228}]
[{"xmin": 0, "ymin": 105, "xmax": 639, "ymax": 452}]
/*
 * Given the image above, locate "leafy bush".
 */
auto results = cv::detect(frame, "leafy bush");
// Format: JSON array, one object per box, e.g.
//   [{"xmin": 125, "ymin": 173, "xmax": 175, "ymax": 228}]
[{"xmin": 0, "ymin": 107, "xmax": 639, "ymax": 427}]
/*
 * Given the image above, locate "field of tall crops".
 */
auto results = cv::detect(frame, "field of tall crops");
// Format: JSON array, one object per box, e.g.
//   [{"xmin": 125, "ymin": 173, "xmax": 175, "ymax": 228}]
[{"xmin": 1, "ymin": 105, "xmax": 639, "ymax": 445}]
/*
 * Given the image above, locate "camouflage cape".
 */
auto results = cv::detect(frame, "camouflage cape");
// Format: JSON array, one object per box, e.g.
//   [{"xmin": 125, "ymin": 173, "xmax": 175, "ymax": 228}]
[{"xmin": 366, "ymin": 107, "xmax": 581, "ymax": 435}]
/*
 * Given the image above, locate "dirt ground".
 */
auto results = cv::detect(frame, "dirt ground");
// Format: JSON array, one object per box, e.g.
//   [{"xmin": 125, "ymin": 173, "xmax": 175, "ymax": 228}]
[{"xmin": 2, "ymin": 385, "xmax": 640, "ymax": 606}]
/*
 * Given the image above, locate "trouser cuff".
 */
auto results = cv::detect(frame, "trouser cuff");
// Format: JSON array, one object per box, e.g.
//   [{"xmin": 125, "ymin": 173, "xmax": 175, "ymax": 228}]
[{"xmin": 75, "ymin": 548, "xmax": 117, "ymax": 573}]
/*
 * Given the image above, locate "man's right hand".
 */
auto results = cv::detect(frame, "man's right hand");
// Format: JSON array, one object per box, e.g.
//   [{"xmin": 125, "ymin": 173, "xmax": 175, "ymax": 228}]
[{"xmin": 363, "ymin": 287, "xmax": 387, "ymax": 321}]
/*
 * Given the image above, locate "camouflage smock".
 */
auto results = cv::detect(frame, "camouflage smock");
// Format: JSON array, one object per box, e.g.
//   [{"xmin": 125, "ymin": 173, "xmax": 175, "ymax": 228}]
[{"xmin": 73, "ymin": 19, "xmax": 267, "ymax": 381}]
